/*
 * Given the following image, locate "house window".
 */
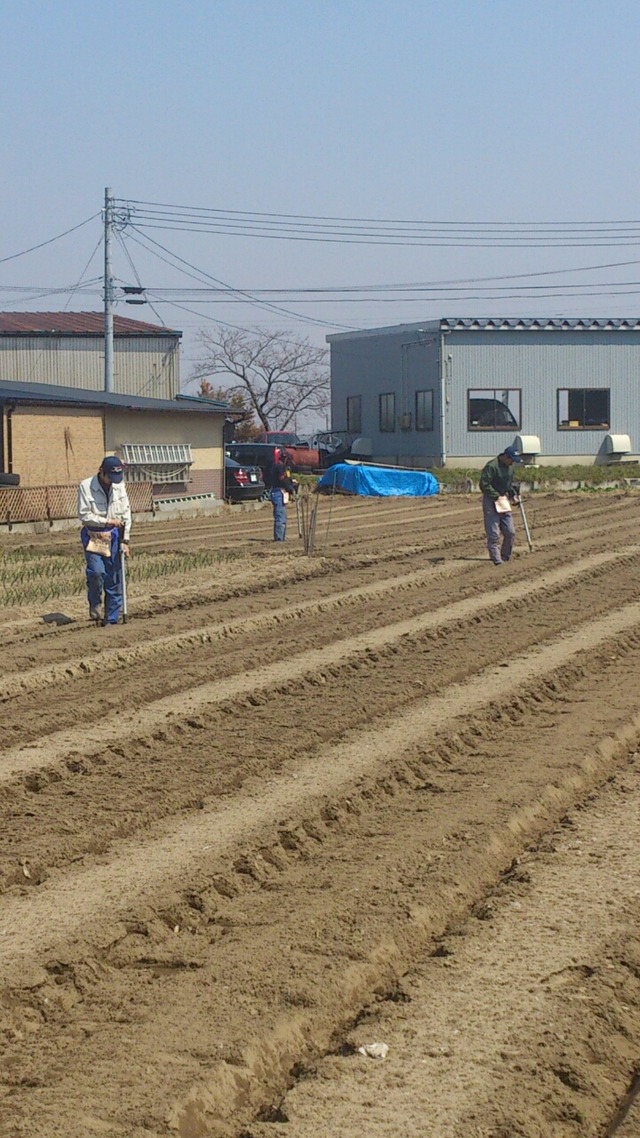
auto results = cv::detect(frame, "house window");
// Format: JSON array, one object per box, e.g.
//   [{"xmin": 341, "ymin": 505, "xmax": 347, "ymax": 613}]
[
  {"xmin": 468, "ymin": 389, "xmax": 521, "ymax": 430},
  {"xmin": 415, "ymin": 389, "xmax": 434, "ymax": 431},
  {"xmin": 557, "ymin": 389, "xmax": 610, "ymax": 429},
  {"xmin": 379, "ymin": 392, "xmax": 396, "ymax": 432},
  {"xmin": 346, "ymin": 395, "xmax": 362, "ymax": 434},
  {"xmin": 119, "ymin": 442, "xmax": 193, "ymax": 484}
]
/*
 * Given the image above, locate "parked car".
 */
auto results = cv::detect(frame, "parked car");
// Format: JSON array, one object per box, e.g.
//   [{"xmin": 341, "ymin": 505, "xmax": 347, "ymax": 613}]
[
  {"xmin": 227, "ymin": 434, "xmax": 373, "ymax": 478},
  {"xmin": 224, "ymin": 456, "xmax": 265, "ymax": 503},
  {"xmin": 226, "ymin": 443, "xmax": 289, "ymax": 484},
  {"xmin": 251, "ymin": 434, "xmax": 320, "ymax": 472},
  {"xmin": 256, "ymin": 431, "xmax": 301, "ymax": 446}
]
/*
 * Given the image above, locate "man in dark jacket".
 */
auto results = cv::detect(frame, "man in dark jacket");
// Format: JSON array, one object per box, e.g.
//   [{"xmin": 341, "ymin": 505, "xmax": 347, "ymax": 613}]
[
  {"xmin": 479, "ymin": 445, "xmax": 522, "ymax": 565},
  {"xmin": 270, "ymin": 449, "xmax": 298, "ymax": 541}
]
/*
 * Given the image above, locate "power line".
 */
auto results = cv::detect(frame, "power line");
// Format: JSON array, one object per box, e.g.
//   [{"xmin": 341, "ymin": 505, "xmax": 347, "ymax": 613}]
[
  {"xmin": 114, "ymin": 199, "xmax": 640, "ymax": 248},
  {"xmin": 137, "ymin": 278, "xmax": 640, "ymax": 298},
  {"xmin": 115, "ymin": 230, "xmax": 167, "ymax": 328},
  {"xmin": 124, "ymin": 226, "xmax": 356, "ymax": 331},
  {"xmin": 118, "ymin": 198, "xmax": 640, "ymax": 228},
  {"xmin": 123, "ymin": 220, "xmax": 640, "ymax": 249},
  {"xmin": 0, "ymin": 213, "xmax": 101, "ymax": 265}
]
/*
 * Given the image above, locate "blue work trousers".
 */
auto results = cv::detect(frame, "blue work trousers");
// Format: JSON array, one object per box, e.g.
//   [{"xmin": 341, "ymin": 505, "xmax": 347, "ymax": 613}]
[
  {"xmin": 271, "ymin": 488, "xmax": 287, "ymax": 541},
  {"xmin": 482, "ymin": 494, "xmax": 516, "ymax": 564},
  {"xmin": 81, "ymin": 527, "xmax": 123, "ymax": 623}
]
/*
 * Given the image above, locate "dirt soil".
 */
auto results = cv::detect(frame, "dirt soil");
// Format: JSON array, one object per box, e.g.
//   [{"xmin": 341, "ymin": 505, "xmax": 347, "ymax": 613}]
[{"xmin": 1, "ymin": 492, "xmax": 640, "ymax": 1138}]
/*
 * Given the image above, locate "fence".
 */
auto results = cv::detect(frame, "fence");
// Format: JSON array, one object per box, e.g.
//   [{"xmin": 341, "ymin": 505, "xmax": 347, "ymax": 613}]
[{"xmin": 0, "ymin": 482, "xmax": 154, "ymax": 528}]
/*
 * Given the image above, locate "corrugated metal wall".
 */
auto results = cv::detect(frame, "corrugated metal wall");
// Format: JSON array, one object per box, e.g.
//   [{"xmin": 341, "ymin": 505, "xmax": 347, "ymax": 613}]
[
  {"xmin": 330, "ymin": 324, "xmax": 640, "ymax": 466},
  {"xmin": 445, "ymin": 330, "xmax": 640, "ymax": 461},
  {"xmin": 330, "ymin": 323, "xmax": 442, "ymax": 465},
  {"xmin": 0, "ymin": 336, "xmax": 180, "ymax": 400}
]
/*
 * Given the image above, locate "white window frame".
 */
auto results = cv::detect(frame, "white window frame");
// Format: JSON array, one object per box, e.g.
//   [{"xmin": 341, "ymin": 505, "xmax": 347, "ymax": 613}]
[{"xmin": 120, "ymin": 443, "xmax": 193, "ymax": 484}]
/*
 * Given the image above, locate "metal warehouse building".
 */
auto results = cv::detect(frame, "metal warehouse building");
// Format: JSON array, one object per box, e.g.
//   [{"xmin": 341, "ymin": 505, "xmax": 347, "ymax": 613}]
[
  {"xmin": 327, "ymin": 317, "xmax": 640, "ymax": 468},
  {"xmin": 0, "ymin": 313, "xmax": 181, "ymax": 401}
]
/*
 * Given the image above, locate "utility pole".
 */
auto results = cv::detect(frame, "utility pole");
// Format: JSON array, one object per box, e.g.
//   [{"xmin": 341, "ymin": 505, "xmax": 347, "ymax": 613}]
[{"xmin": 103, "ymin": 186, "xmax": 114, "ymax": 392}]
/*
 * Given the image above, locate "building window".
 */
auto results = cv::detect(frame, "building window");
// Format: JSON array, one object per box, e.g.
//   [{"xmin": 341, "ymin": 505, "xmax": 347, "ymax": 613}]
[
  {"xmin": 557, "ymin": 389, "xmax": 610, "ymax": 429},
  {"xmin": 468, "ymin": 389, "xmax": 521, "ymax": 430},
  {"xmin": 379, "ymin": 392, "xmax": 396, "ymax": 432},
  {"xmin": 415, "ymin": 389, "xmax": 434, "ymax": 431},
  {"xmin": 346, "ymin": 395, "xmax": 362, "ymax": 434},
  {"xmin": 119, "ymin": 442, "xmax": 193, "ymax": 484}
]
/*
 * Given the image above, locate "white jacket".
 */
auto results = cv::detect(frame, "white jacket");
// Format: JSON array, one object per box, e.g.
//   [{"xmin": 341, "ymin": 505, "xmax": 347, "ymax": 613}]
[{"xmin": 78, "ymin": 474, "xmax": 132, "ymax": 540}]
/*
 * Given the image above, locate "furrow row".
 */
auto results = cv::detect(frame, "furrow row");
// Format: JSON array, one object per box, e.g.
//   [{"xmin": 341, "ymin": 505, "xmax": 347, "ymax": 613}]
[{"xmin": 2, "ymin": 613, "xmax": 640, "ymax": 1136}]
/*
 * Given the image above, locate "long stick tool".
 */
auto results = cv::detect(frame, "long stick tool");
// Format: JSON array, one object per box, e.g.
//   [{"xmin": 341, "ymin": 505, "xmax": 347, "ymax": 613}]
[
  {"xmin": 120, "ymin": 545, "xmax": 129, "ymax": 623},
  {"xmin": 518, "ymin": 497, "xmax": 533, "ymax": 552}
]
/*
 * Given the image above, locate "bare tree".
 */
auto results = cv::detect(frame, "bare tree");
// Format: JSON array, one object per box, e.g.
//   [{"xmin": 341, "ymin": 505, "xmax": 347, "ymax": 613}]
[
  {"xmin": 197, "ymin": 381, "xmax": 260, "ymax": 441},
  {"xmin": 190, "ymin": 326, "xmax": 330, "ymax": 433}
]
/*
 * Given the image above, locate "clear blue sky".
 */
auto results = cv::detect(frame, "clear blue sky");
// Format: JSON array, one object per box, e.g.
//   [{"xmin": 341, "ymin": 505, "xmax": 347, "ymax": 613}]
[{"xmin": 2, "ymin": 0, "xmax": 640, "ymax": 392}]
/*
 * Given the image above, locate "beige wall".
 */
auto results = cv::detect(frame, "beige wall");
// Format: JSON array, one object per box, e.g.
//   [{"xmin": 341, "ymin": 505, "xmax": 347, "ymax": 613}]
[
  {"xmin": 10, "ymin": 406, "xmax": 104, "ymax": 486},
  {"xmin": 6, "ymin": 404, "xmax": 225, "ymax": 496},
  {"xmin": 105, "ymin": 408, "xmax": 225, "ymax": 498},
  {"xmin": 104, "ymin": 408, "xmax": 223, "ymax": 471}
]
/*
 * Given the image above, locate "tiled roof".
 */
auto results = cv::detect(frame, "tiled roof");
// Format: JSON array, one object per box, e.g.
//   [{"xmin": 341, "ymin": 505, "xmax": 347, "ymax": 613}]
[
  {"xmin": 327, "ymin": 316, "xmax": 640, "ymax": 342},
  {"xmin": 0, "ymin": 312, "xmax": 181, "ymax": 336},
  {"xmin": 0, "ymin": 381, "xmax": 229, "ymax": 414},
  {"xmin": 440, "ymin": 317, "xmax": 640, "ymax": 331}
]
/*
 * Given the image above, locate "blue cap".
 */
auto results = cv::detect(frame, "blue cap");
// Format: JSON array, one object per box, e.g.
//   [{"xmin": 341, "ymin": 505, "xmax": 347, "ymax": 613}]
[
  {"xmin": 502, "ymin": 446, "xmax": 523, "ymax": 463},
  {"xmin": 101, "ymin": 455, "xmax": 125, "ymax": 482}
]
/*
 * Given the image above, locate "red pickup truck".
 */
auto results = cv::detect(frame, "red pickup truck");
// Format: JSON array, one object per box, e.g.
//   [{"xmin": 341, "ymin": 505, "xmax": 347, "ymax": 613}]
[
  {"xmin": 255, "ymin": 431, "xmax": 320, "ymax": 472},
  {"xmin": 232, "ymin": 431, "xmax": 370, "ymax": 476}
]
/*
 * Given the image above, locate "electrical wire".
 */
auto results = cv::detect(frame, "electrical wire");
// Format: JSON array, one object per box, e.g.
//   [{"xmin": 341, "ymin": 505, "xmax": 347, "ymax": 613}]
[
  {"xmin": 0, "ymin": 280, "xmax": 102, "ymax": 292},
  {"xmin": 118, "ymin": 198, "xmax": 640, "ymax": 229},
  {"xmin": 64, "ymin": 234, "xmax": 104, "ymax": 308},
  {"xmin": 123, "ymin": 221, "xmax": 640, "ymax": 249},
  {"xmin": 115, "ymin": 230, "xmax": 167, "ymax": 328},
  {"xmin": 139, "ymin": 278, "xmax": 640, "ymax": 298},
  {"xmin": 124, "ymin": 226, "xmax": 356, "ymax": 331},
  {"xmin": 0, "ymin": 213, "xmax": 101, "ymax": 264},
  {"xmin": 114, "ymin": 199, "xmax": 640, "ymax": 248},
  {"xmin": 17, "ymin": 233, "xmax": 105, "ymax": 382}
]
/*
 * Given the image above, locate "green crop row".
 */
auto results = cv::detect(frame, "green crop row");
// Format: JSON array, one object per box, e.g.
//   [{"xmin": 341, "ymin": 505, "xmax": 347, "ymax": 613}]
[{"xmin": 0, "ymin": 548, "xmax": 240, "ymax": 609}]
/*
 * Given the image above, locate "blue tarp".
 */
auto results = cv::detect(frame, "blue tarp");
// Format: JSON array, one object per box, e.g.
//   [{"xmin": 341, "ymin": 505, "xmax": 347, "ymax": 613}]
[{"xmin": 317, "ymin": 463, "xmax": 440, "ymax": 497}]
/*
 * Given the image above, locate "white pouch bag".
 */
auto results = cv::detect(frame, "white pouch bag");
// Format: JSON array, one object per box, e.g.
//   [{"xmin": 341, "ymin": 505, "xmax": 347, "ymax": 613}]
[
  {"xmin": 495, "ymin": 495, "xmax": 512, "ymax": 514},
  {"xmin": 85, "ymin": 530, "xmax": 113, "ymax": 556}
]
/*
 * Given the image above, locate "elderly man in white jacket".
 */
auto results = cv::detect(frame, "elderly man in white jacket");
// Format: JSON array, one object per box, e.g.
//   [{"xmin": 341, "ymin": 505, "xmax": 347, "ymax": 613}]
[{"xmin": 77, "ymin": 456, "xmax": 132, "ymax": 624}]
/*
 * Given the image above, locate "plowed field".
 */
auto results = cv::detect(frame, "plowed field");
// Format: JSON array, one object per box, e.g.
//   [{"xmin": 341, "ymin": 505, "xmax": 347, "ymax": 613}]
[{"xmin": 1, "ymin": 492, "xmax": 640, "ymax": 1138}]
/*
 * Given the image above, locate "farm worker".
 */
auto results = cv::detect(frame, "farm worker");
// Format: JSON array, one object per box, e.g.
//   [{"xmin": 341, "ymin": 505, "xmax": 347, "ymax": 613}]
[
  {"xmin": 270, "ymin": 448, "xmax": 298, "ymax": 542},
  {"xmin": 77, "ymin": 456, "xmax": 131, "ymax": 624},
  {"xmin": 479, "ymin": 445, "xmax": 522, "ymax": 566}
]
